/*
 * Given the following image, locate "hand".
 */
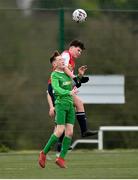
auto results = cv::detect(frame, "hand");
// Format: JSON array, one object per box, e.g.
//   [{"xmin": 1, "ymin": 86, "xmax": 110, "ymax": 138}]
[
  {"xmin": 70, "ymin": 86, "xmax": 79, "ymax": 96},
  {"xmin": 49, "ymin": 107, "xmax": 55, "ymax": 118},
  {"xmin": 78, "ymin": 65, "xmax": 87, "ymax": 77}
]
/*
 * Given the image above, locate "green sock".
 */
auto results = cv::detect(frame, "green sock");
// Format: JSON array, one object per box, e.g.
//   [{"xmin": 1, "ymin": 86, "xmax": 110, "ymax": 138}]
[
  {"xmin": 43, "ymin": 134, "xmax": 58, "ymax": 154},
  {"xmin": 60, "ymin": 136, "xmax": 72, "ymax": 159}
]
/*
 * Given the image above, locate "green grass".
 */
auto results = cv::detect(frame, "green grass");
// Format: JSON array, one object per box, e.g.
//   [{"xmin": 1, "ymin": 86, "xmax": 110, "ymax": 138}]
[{"xmin": 0, "ymin": 149, "xmax": 138, "ymax": 179}]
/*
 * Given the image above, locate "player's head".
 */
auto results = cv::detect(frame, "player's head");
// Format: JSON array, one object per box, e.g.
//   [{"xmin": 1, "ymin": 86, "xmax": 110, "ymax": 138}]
[
  {"xmin": 69, "ymin": 40, "xmax": 85, "ymax": 59},
  {"xmin": 50, "ymin": 51, "xmax": 64, "ymax": 70},
  {"xmin": 50, "ymin": 50, "xmax": 60, "ymax": 64}
]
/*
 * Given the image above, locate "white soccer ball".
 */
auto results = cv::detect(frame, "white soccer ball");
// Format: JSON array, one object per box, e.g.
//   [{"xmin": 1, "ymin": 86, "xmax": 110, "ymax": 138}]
[{"xmin": 72, "ymin": 9, "xmax": 87, "ymax": 23}]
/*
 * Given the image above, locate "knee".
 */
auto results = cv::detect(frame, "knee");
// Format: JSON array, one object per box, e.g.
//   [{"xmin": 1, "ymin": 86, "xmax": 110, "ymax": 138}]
[
  {"xmin": 65, "ymin": 129, "xmax": 73, "ymax": 137},
  {"xmin": 74, "ymin": 98, "xmax": 83, "ymax": 107},
  {"xmin": 55, "ymin": 127, "xmax": 65, "ymax": 137}
]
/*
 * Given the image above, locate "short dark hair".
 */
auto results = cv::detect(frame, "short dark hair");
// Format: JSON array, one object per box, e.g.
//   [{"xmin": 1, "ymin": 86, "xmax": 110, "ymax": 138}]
[
  {"xmin": 50, "ymin": 50, "xmax": 60, "ymax": 64},
  {"xmin": 69, "ymin": 40, "xmax": 85, "ymax": 50}
]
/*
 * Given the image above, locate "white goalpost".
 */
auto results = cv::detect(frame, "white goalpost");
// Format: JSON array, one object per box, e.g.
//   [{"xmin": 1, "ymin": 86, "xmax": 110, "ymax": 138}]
[
  {"xmin": 72, "ymin": 126, "xmax": 138, "ymax": 150},
  {"xmin": 98, "ymin": 126, "xmax": 138, "ymax": 150}
]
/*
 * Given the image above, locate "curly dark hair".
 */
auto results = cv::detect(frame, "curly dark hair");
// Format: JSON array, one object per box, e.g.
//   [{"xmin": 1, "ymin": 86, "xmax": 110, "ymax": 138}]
[{"xmin": 69, "ymin": 40, "xmax": 85, "ymax": 50}]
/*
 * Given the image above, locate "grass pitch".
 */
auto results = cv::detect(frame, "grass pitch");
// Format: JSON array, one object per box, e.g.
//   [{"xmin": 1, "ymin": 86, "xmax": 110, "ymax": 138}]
[{"xmin": 0, "ymin": 149, "xmax": 138, "ymax": 179}]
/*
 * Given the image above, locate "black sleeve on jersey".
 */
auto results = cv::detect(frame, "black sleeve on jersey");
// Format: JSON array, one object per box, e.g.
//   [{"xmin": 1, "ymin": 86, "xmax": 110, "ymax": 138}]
[
  {"xmin": 80, "ymin": 76, "xmax": 89, "ymax": 83},
  {"xmin": 47, "ymin": 83, "xmax": 55, "ymax": 106}
]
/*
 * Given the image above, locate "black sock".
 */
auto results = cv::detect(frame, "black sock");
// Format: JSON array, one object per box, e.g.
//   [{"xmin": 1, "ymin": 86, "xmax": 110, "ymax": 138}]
[
  {"xmin": 76, "ymin": 112, "xmax": 88, "ymax": 136},
  {"xmin": 56, "ymin": 131, "xmax": 65, "ymax": 152}
]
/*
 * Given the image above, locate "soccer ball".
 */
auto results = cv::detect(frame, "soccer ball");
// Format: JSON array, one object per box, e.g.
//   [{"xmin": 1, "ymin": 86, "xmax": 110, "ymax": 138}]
[{"xmin": 72, "ymin": 9, "xmax": 87, "ymax": 23}]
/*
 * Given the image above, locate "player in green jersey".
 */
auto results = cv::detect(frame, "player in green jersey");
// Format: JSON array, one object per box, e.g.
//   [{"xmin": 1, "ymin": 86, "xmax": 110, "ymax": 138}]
[{"xmin": 39, "ymin": 51, "xmax": 78, "ymax": 168}]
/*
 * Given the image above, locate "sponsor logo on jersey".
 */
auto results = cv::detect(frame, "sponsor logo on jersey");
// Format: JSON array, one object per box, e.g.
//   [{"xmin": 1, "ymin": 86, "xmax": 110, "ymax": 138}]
[{"xmin": 63, "ymin": 81, "xmax": 72, "ymax": 86}]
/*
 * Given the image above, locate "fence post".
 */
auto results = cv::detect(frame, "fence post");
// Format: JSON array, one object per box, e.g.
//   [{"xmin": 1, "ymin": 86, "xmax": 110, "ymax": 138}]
[
  {"xmin": 59, "ymin": 8, "xmax": 64, "ymax": 52},
  {"xmin": 98, "ymin": 130, "xmax": 103, "ymax": 150}
]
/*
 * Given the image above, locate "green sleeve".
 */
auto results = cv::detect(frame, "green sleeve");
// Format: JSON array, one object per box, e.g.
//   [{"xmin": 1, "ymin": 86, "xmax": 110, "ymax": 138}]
[{"xmin": 51, "ymin": 74, "xmax": 70, "ymax": 96}]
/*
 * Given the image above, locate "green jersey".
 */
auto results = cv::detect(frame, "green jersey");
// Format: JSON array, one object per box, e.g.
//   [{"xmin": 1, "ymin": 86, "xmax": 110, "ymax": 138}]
[{"xmin": 51, "ymin": 71, "xmax": 73, "ymax": 104}]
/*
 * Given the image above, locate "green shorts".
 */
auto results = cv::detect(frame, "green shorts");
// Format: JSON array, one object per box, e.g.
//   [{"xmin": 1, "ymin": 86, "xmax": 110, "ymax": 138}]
[{"xmin": 55, "ymin": 101, "xmax": 75, "ymax": 125}]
